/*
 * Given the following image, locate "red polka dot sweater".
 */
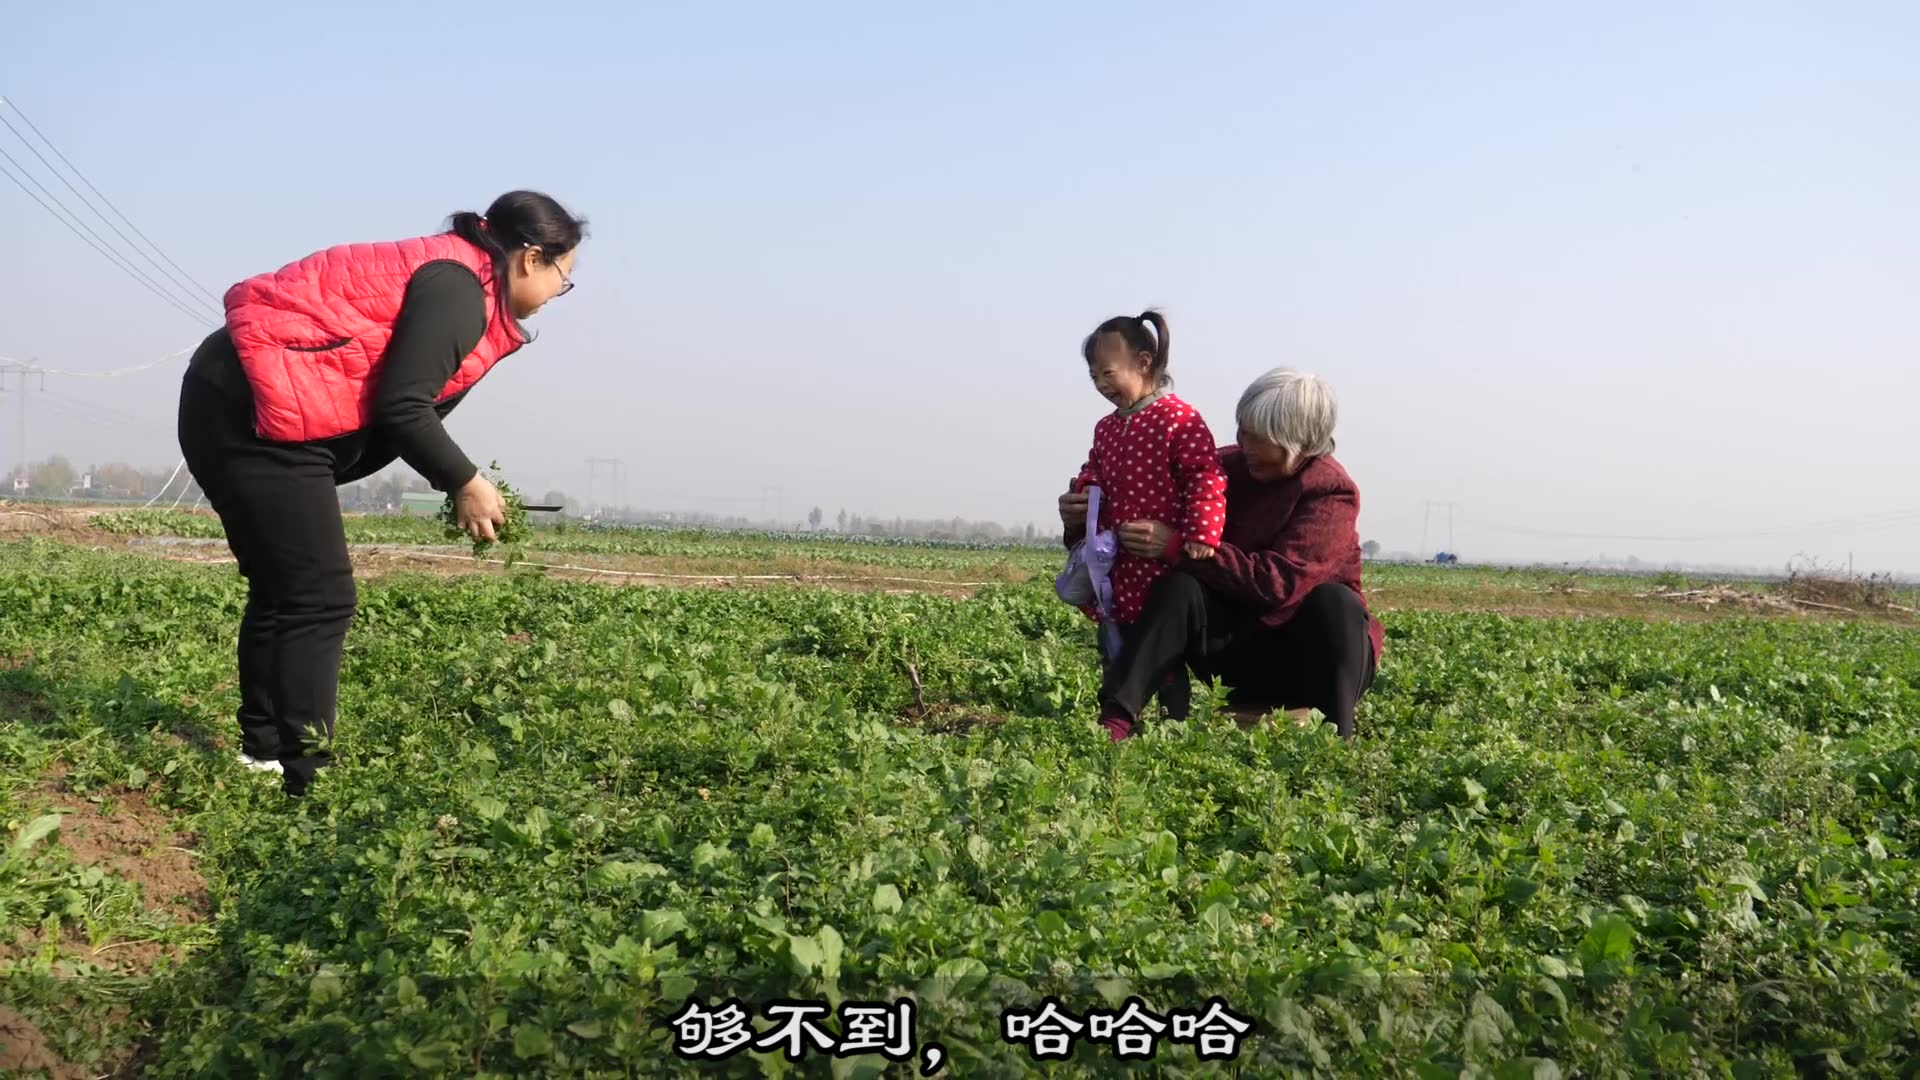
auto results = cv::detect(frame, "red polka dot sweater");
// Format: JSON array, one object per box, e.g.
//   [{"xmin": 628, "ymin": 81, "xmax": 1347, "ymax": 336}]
[{"xmin": 1073, "ymin": 392, "xmax": 1228, "ymax": 625}]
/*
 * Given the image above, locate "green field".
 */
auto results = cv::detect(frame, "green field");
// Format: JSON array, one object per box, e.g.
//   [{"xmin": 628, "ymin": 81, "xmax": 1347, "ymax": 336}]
[
  {"xmin": 90, "ymin": 509, "xmax": 1068, "ymax": 578},
  {"xmin": 3, "ymin": 530, "xmax": 1919, "ymax": 1077}
]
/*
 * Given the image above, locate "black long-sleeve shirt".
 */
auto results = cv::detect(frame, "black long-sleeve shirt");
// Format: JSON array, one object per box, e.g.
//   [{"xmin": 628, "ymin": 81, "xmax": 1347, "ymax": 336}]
[{"xmin": 188, "ymin": 260, "xmax": 490, "ymax": 492}]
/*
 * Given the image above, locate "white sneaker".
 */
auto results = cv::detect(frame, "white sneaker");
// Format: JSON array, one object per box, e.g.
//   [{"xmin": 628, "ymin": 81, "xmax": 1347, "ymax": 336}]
[{"xmin": 237, "ymin": 753, "xmax": 284, "ymax": 774}]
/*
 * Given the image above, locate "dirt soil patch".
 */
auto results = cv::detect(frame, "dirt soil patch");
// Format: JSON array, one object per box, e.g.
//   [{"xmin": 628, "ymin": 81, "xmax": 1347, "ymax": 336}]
[
  {"xmin": 1364, "ymin": 580, "xmax": 1916, "ymax": 626},
  {"xmin": 0, "ymin": 777, "xmax": 202, "ymax": 1080},
  {"xmin": 1636, "ymin": 583, "xmax": 1815, "ymax": 616},
  {"xmin": 0, "ymin": 502, "xmax": 104, "ymax": 544},
  {"xmin": 86, "ymin": 538, "xmax": 994, "ymax": 598},
  {"xmin": 20, "ymin": 774, "xmax": 210, "ymax": 978},
  {"xmin": 0, "ymin": 502, "xmax": 224, "ymax": 556},
  {"xmin": 345, "ymin": 545, "xmax": 993, "ymax": 598},
  {"xmin": 0, "ymin": 1005, "xmax": 86, "ymax": 1080},
  {"xmin": 897, "ymin": 703, "xmax": 1008, "ymax": 735},
  {"xmin": 47, "ymin": 783, "xmax": 207, "ymax": 924}
]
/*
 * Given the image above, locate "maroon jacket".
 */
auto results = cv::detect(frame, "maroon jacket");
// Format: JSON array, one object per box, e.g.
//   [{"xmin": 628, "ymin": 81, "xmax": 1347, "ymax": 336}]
[{"xmin": 1070, "ymin": 447, "xmax": 1384, "ymax": 664}]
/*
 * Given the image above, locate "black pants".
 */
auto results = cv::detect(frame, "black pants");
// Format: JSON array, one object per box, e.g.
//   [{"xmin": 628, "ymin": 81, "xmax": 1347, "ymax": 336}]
[
  {"xmin": 177, "ymin": 371, "xmax": 356, "ymax": 794},
  {"xmin": 1100, "ymin": 571, "xmax": 1376, "ymax": 737}
]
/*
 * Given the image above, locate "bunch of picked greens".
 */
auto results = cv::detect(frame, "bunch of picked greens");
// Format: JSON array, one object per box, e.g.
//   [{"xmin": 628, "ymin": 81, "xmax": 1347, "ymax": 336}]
[{"xmin": 439, "ymin": 460, "xmax": 528, "ymax": 561}]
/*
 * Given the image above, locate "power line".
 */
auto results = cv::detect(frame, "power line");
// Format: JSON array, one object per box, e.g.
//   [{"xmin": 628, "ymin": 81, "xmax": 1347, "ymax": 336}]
[
  {"xmin": 0, "ymin": 100, "xmax": 222, "ymax": 312},
  {"xmin": 0, "ymin": 350, "xmax": 199, "ymax": 488},
  {"xmin": 0, "ymin": 139, "xmax": 213, "ymax": 321},
  {"xmin": 0, "ymin": 149, "xmax": 214, "ymax": 327},
  {"xmin": 0, "ymin": 349, "xmax": 190, "ymax": 378},
  {"xmin": 2, "ymin": 98, "xmax": 224, "ymax": 309},
  {"xmin": 0, "ymin": 362, "xmax": 41, "ymax": 482},
  {"xmin": 0, "ymin": 349, "xmax": 200, "ymax": 477},
  {"xmin": 3, "ymin": 365, "xmax": 186, "ymax": 485},
  {"xmin": 35, "ymin": 389, "xmax": 175, "ymax": 440},
  {"xmin": 586, "ymin": 457, "xmax": 625, "ymax": 512}
]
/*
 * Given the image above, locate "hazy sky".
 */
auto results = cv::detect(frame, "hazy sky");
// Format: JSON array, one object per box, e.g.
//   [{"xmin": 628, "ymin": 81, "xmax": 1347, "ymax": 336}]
[{"xmin": 4, "ymin": 2, "xmax": 1916, "ymax": 572}]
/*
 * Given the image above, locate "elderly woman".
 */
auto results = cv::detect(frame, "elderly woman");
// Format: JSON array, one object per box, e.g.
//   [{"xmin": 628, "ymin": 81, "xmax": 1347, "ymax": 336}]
[{"xmin": 1058, "ymin": 368, "xmax": 1383, "ymax": 740}]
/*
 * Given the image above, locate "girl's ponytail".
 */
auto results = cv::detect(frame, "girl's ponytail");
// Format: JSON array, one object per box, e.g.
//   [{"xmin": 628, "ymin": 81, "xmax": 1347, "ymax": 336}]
[{"xmin": 1137, "ymin": 309, "xmax": 1170, "ymax": 386}]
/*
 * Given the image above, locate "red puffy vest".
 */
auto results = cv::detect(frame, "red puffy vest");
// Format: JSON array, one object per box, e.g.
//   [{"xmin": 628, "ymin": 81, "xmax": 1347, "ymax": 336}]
[{"xmin": 223, "ymin": 232, "xmax": 525, "ymax": 443}]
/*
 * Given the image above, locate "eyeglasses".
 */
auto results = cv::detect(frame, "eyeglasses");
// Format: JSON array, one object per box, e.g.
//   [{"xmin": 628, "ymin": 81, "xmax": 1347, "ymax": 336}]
[{"xmin": 527, "ymin": 243, "xmax": 574, "ymax": 295}]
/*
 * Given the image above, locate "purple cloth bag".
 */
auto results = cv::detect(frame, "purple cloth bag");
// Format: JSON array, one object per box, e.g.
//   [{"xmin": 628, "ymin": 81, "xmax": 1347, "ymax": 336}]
[{"xmin": 1055, "ymin": 485, "xmax": 1123, "ymax": 659}]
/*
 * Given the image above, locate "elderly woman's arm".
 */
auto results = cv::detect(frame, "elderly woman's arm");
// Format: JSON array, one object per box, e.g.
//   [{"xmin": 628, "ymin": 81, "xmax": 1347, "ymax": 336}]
[{"xmin": 1178, "ymin": 477, "xmax": 1362, "ymax": 628}]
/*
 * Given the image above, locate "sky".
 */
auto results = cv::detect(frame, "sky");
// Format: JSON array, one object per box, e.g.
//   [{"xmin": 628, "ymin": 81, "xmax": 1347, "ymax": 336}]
[{"xmin": 3, "ymin": 1, "xmax": 1917, "ymax": 573}]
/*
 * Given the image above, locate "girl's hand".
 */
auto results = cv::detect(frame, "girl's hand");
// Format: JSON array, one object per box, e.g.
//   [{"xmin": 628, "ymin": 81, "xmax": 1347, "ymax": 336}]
[
  {"xmin": 454, "ymin": 472, "xmax": 506, "ymax": 542},
  {"xmin": 1183, "ymin": 541, "xmax": 1216, "ymax": 561}
]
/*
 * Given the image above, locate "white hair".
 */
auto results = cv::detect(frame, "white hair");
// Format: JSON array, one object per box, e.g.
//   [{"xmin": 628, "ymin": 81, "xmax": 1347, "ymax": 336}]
[{"xmin": 1236, "ymin": 367, "xmax": 1337, "ymax": 456}]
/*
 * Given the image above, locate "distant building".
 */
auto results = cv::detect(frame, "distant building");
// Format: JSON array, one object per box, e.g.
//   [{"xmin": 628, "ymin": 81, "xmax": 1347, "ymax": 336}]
[{"xmin": 399, "ymin": 492, "xmax": 443, "ymax": 516}]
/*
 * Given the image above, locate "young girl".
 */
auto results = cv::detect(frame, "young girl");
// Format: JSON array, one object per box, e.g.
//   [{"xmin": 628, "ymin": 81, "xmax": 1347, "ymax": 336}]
[{"xmin": 1067, "ymin": 310, "xmax": 1227, "ymax": 731}]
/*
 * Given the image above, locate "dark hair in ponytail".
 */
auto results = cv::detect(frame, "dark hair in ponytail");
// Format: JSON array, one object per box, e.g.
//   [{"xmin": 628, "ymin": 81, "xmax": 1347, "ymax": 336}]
[
  {"xmin": 447, "ymin": 190, "xmax": 588, "ymax": 337},
  {"xmin": 1082, "ymin": 309, "xmax": 1171, "ymax": 387}
]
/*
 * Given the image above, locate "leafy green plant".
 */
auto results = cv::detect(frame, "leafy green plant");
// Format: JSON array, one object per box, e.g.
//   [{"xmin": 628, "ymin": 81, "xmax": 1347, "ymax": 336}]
[
  {"xmin": 438, "ymin": 460, "xmax": 529, "ymax": 563},
  {"xmin": 2, "ymin": 539, "xmax": 1918, "ymax": 1075},
  {"xmin": 90, "ymin": 509, "xmax": 225, "ymax": 539}
]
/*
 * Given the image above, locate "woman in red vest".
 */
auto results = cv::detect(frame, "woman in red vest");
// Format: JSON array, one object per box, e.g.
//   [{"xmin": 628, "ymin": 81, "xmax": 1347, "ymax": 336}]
[{"xmin": 176, "ymin": 190, "xmax": 586, "ymax": 795}]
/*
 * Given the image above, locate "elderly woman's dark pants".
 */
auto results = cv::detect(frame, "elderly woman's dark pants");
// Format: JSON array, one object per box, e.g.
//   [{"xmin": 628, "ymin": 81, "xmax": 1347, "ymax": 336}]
[
  {"xmin": 177, "ymin": 371, "xmax": 357, "ymax": 795},
  {"xmin": 1101, "ymin": 571, "xmax": 1375, "ymax": 737}
]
